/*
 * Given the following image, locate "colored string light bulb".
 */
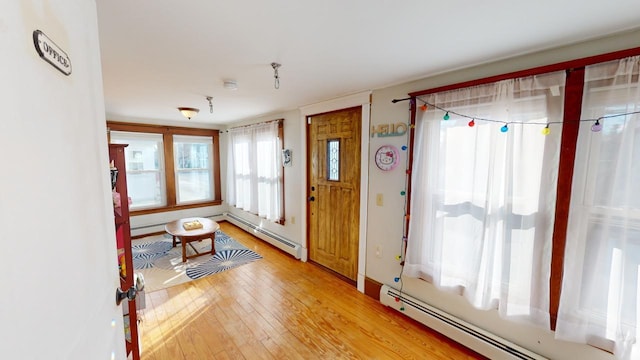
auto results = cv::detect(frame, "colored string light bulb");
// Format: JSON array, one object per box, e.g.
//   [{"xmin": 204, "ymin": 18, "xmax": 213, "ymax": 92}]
[
  {"xmin": 542, "ymin": 124, "xmax": 550, "ymax": 136},
  {"xmin": 420, "ymin": 104, "xmax": 428, "ymax": 111},
  {"xmin": 394, "ymin": 277, "xmax": 400, "ymax": 282},
  {"xmin": 500, "ymin": 124, "xmax": 509, "ymax": 133},
  {"xmin": 400, "ymin": 190, "xmax": 406, "ymax": 196},
  {"xmin": 401, "ymin": 145, "xmax": 407, "ymax": 151},
  {"xmin": 468, "ymin": 119, "xmax": 475, "ymax": 127},
  {"xmin": 591, "ymin": 120, "xmax": 602, "ymax": 132},
  {"xmin": 395, "ymin": 297, "xmax": 400, "ymax": 302},
  {"xmin": 400, "ymin": 306, "xmax": 405, "ymax": 311},
  {"xmin": 443, "ymin": 112, "xmax": 450, "ymax": 120},
  {"xmin": 395, "ymin": 255, "xmax": 402, "ymax": 260}
]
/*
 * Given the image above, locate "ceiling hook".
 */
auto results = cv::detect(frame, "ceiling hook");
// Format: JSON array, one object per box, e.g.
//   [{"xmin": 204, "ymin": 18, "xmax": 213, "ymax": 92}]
[
  {"xmin": 271, "ymin": 62, "xmax": 281, "ymax": 89},
  {"xmin": 206, "ymin": 96, "xmax": 213, "ymax": 113}
]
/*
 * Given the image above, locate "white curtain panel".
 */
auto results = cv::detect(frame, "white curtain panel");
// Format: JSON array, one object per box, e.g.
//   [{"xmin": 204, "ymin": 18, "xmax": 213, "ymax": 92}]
[
  {"xmin": 226, "ymin": 121, "xmax": 283, "ymax": 222},
  {"xmin": 404, "ymin": 71, "xmax": 566, "ymax": 328},
  {"xmin": 556, "ymin": 56, "xmax": 640, "ymax": 359}
]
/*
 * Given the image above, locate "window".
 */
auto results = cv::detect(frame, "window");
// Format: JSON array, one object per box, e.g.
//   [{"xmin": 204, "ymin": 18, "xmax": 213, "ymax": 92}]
[
  {"xmin": 404, "ymin": 71, "xmax": 566, "ymax": 328},
  {"xmin": 107, "ymin": 122, "xmax": 221, "ymax": 213},
  {"xmin": 405, "ymin": 49, "xmax": 640, "ymax": 359},
  {"xmin": 173, "ymin": 135, "xmax": 214, "ymax": 204},
  {"xmin": 226, "ymin": 120, "xmax": 284, "ymax": 223},
  {"xmin": 557, "ymin": 56, "xmax": 640, "ymax": 358},
  {"xmin": 110, "ymin": 131, "xmax": 166, "ymax": 210},
  {"xmin": 327, "ymin": 139, "xmax": 340, "ymax": 181}
]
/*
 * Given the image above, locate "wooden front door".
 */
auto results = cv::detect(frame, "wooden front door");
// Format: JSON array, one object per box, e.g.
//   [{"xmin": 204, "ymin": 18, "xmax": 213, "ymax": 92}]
[{"xmin": 307, "ymin": 106, "xmax": 361, "ymax": 281}]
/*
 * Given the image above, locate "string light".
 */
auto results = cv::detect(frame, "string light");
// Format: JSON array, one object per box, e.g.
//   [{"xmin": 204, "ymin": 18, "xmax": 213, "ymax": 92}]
[
  {"xmin": 591, "ymin": 119, "xmax": 603, "ymax": 132},
  {"xmin": 390, "ymin": 107, "xmax": 414, "ymax": 318},
  {"xmin": 416, "ymin": 98, "xmax": 640, "ymax": 134},
  {"xmin": 420, "ymin": 104, "xmax": 428, "ymax": 111}
]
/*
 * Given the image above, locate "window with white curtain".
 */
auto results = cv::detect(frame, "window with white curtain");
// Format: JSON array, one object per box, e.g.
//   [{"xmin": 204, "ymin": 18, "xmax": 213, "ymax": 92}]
[
  {"xmin": 110, "ymin": 131, "xmax": 166, "ymax": 210},
  {"xmin": 226, "ymin": 121, "xmax": 284, "ymax": 223},
  {"xmin": 173, "ymin": 135, "xmax": 214, "ymax": 204},
  {"xmin": 404, "ymin": 71, "xmax": 566, "ymax": 328},
  {"xmin": 557, "ymin": 56, "xmax": 640, "ymax": 359}
]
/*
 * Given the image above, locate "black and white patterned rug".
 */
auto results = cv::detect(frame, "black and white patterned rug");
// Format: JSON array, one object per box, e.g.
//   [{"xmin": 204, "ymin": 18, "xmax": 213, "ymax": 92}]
[{"xmin": 131, "ymin": 230, "xmax": 261, "ymax": 292}]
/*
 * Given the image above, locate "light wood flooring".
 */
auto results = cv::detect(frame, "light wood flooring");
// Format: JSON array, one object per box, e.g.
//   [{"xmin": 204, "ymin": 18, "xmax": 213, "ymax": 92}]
[{"xmin": 136, "ymin": 221, "xmax": 485, "ymax": 360}]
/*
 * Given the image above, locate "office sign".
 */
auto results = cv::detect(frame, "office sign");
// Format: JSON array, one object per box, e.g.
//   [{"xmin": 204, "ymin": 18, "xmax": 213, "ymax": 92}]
[{"xmin": 33, "ymin": 30, "xmax": 72, "ymax": 76}]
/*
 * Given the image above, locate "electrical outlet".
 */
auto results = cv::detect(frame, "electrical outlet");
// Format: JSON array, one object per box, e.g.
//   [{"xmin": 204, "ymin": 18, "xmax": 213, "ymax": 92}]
[{"xmin": 376, "ymin": 193, "xmax": 383, "ymax": 206}]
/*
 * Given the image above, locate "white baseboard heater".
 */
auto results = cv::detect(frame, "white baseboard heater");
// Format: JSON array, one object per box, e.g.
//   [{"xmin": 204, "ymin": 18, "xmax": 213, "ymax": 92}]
[
  {"xmin": 224, "ymin": 212, "xmax": 302, "ymax": 259},
  {"xmin": 380, "ymin": 285, "xmax": 547, "ymax": 360}
]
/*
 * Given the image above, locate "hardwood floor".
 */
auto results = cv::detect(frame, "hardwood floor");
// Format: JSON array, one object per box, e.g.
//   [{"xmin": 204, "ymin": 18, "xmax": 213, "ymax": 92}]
[{"xmin": 137, "ymin": 221, "xmax": 485, "ymax": 360}]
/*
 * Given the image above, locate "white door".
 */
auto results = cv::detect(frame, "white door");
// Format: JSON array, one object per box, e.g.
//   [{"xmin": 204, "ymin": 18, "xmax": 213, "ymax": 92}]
[{"xmin": 0, "ymin": 2, "xmax": 124, "ymax": 359}]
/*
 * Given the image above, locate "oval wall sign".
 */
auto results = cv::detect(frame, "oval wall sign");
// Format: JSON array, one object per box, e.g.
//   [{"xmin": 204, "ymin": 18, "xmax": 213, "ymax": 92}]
[{"xmin": 33, "ymin": 30, "xmax": 72, "ymax": 76}]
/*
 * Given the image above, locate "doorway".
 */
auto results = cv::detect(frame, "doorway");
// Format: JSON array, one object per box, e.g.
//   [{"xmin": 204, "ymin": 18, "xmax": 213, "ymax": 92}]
[{"xmin": 307, "ymin": 106, "xmax": 362, "ymax": 281}]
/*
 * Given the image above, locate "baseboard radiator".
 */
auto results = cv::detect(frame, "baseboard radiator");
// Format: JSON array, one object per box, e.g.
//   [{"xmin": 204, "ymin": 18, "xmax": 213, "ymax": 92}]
[
  {"xmin": 380, "ymin": 285, "xmax": 547, "ymax": 360},
  {"xmin": 224, "ymin": 212, "xmax": 301, "ymax": 259}
]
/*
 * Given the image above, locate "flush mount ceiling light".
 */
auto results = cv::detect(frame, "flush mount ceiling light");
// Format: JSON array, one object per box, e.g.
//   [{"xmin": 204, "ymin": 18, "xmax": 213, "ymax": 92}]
[
  {"xmin": 178, "ymin": 107, "xmax": 199, "ymax": 120},
  {"xmin": 271, "ymin": 62, "xmax": 281, "ymax": 89}
]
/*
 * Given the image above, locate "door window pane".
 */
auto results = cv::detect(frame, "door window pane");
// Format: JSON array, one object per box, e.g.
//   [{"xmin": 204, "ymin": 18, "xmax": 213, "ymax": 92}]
[{"xmin": 327, "ymin": 139, "xmax": 340, "ymax": 181}]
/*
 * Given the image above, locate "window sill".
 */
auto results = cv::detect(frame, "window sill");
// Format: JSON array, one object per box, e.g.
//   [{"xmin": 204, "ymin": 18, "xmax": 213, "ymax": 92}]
[{"xmin": 130, "ymin": 200, "xmax": 223, "ymax": 216}]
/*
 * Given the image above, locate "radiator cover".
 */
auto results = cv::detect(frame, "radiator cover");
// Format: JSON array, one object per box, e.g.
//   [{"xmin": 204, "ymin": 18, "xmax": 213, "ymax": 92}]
[
  {"xmin": 380, "ymin": 285, "xmax": 547, "ymax": 360},
  {"xmin": 224, "ymin": 212, "xmax": 302, "ymax": 259}
]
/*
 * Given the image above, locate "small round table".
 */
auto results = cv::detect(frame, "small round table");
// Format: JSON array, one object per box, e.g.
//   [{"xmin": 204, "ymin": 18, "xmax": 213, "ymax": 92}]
[{"xmin": 164, "ymin": 217, "xmax": 220, "ymax": 262}]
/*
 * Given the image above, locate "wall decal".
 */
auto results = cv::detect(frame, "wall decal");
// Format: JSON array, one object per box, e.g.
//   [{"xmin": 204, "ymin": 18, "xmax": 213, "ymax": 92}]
[{"xmin": 371, "ymin": 122, "xmax": 407, "ymax": 137}]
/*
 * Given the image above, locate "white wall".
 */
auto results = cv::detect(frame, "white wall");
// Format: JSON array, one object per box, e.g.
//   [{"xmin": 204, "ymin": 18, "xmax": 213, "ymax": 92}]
[
  {"xmin": 0, "ymin": 1, "xmax": 124, "ymax": 359},
  {"xmin": 366, "ymin": 28, "xmax": 640, "ymax": 360}
]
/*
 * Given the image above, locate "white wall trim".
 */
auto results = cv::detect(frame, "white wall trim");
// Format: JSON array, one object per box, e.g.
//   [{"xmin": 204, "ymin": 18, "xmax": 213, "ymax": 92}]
[
  {"xmin": 299, "ymin": 91, "xmax": 372, "ymax": 292},
  {"xmin": 299, "ymin": 91, "xmax": 372, "ymax": 117}
]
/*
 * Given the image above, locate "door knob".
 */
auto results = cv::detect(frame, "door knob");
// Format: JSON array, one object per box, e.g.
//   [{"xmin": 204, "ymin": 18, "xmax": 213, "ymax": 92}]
[
  {"xmin": 308, "ymin": 196, "xmax": 315, "ymax": 201},
  {"xmin": 115, "ymin": 286, "xmax": 136, "ymax": 306},
  {"xmin": 115, "ymin": 273, "xmax": 145, "ymax": 305}
]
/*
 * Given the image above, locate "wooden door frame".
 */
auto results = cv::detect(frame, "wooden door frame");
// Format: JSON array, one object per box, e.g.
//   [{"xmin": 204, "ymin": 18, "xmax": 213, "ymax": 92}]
[{"xmin": 300, "ymin": 91, "xmax": 371, "ymax": 293}]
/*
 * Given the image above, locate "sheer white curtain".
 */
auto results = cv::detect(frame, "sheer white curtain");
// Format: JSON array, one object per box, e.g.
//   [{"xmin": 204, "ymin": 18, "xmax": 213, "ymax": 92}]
[
  {"xmin": 226, "ymin": 121, "xmax": 283, "ymax": 222},
  {"xmin": 404, "ymin": 71, "xmax": 566, "ymax": 327},
  {"xmin": 556, "ymin": 56, "xmax": 640, "ymax": 359}
]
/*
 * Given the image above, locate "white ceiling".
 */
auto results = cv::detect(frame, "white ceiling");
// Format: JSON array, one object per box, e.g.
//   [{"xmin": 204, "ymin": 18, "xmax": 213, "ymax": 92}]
[{"xmin": 96, "ymin": 0, "xmax": 640, "ymax": 126}]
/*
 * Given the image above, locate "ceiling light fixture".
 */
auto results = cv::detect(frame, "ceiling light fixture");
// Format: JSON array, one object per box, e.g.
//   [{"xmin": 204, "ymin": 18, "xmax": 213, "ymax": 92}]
[
  {"xmin": 178, "ymin": 107, "xmax": 199, "ymax": 120},
  {"xmin": 206, "ymin": 96, "xmax": 213, "ymax": 113},
  {"xmin": 271, "ymin": 62, "xmax": 281, "ymax": 89}
]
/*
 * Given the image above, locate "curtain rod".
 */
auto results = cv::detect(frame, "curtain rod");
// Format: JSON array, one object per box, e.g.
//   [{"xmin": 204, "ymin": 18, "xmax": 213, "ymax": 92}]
[{"xmin": 225, "ymin": 118, "xmax": 283, "ymax": 132}]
